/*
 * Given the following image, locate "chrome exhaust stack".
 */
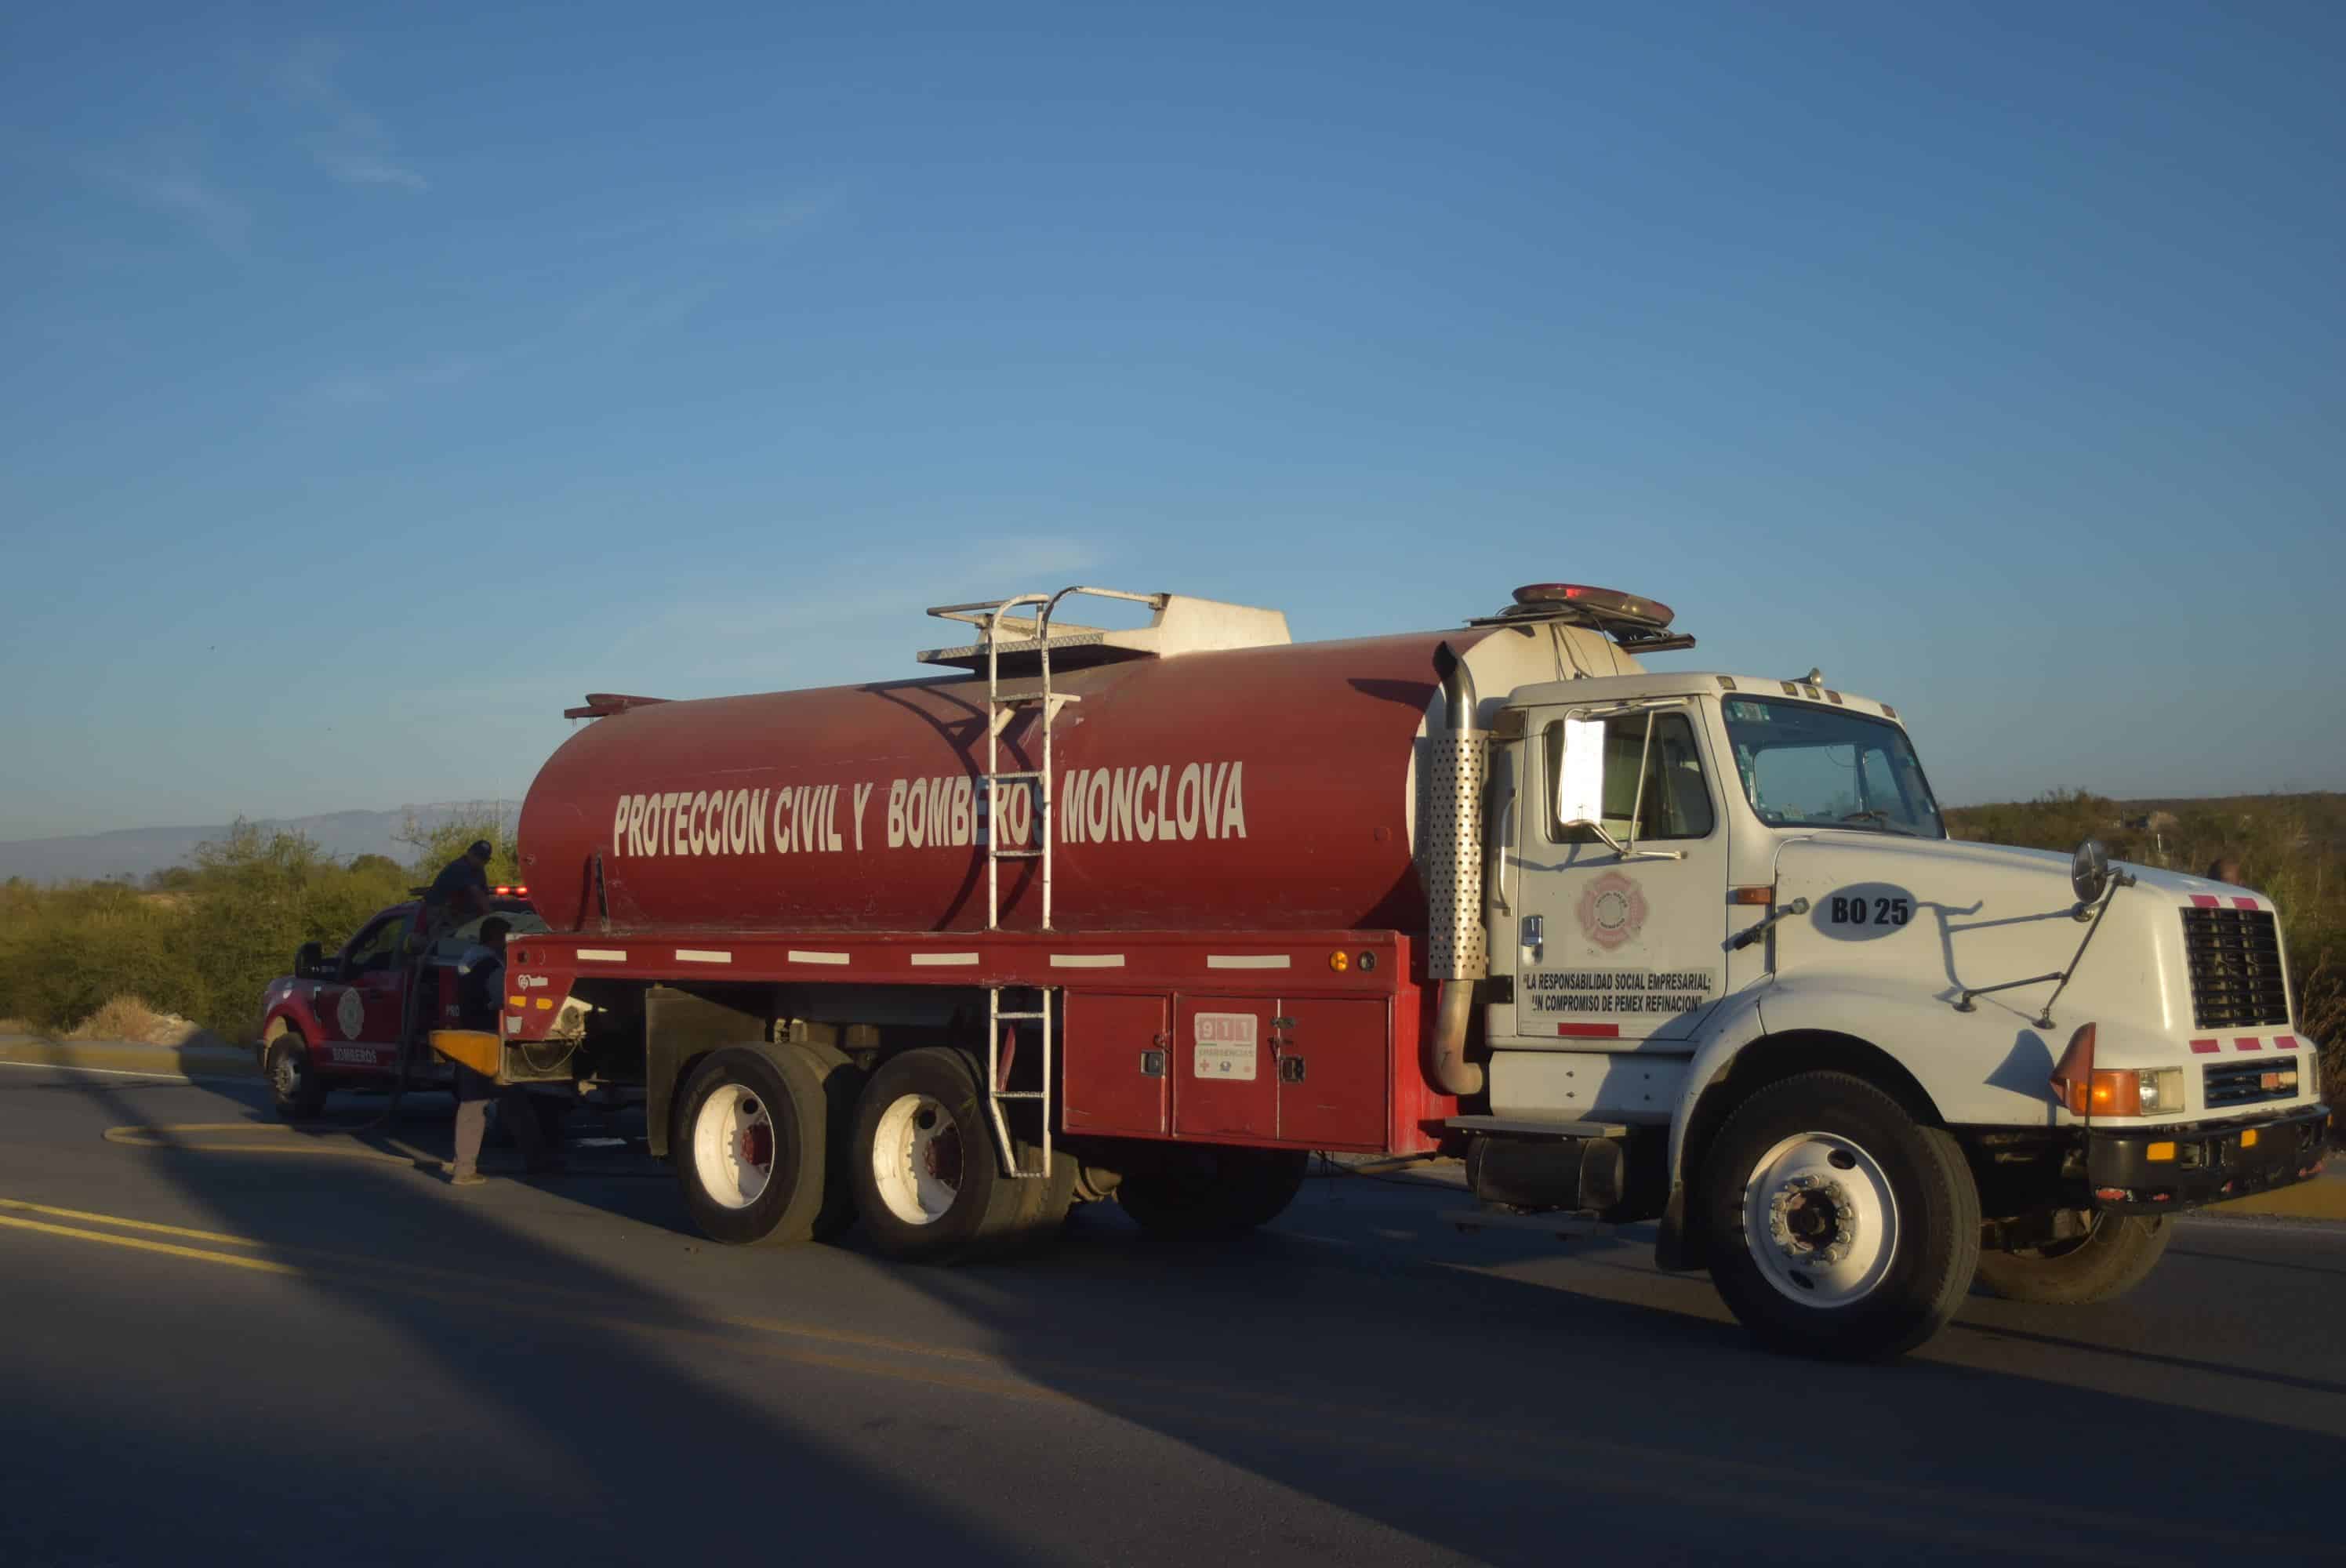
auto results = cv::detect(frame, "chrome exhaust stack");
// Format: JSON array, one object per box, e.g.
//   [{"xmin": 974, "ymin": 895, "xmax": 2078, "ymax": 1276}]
[{"xmin": 1425, "ymin": 641, "xmax": 1488, "ymax": 1098}]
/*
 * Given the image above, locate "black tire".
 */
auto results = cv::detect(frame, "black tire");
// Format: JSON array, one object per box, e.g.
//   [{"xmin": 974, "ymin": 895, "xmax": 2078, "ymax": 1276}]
[
  {"xmin": 988, "ymin": 1145, "xmax": 1080, "ymax": 1258},
  {"xmin": 674, "ymin": 1046, "xmax": 827, "ymax": 1247},
  {"xmin": 1703, "ymin": 1072, "xmax": 1980, "ymax": 1359},
  {"xmin": 789, "ymin": 1039, "xmax": 867, "ymax": 1244},
  {"xmin": 850, "ymin": 1048, "xmax": 1027, "ymax": 1265},
  {"xmin": 266, "ymin": 1033, "xmax": 329, "ymax": 1121},
  {"xmin": 1118, "ymin": 1147, "xmax": 1310, "ymax": 1237},
  {"xmin": 1974, "ymin": 1213, "xmax": 2171, "ymax": 1305}
]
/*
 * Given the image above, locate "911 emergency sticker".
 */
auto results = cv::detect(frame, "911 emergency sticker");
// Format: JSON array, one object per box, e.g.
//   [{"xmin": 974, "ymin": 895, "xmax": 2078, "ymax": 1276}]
[{"xmin": 1193, "ymin": 1013, "xmax": 1258, "ymax": 1080}]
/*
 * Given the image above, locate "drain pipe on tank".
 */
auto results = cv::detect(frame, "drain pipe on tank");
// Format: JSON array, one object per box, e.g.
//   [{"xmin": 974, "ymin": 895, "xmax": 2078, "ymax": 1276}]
[{"xmin": 1425, "ymin": 641, "xmax": 1489, "ymax": 1098}]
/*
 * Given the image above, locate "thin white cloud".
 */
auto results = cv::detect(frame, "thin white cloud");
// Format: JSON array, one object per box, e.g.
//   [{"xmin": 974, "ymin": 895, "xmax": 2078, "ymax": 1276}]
[
  {"xmin": 85, "ymin": 154, "xmax": 249, "ymax": 253},
  {"xmin": 290, "ymin": 350, "xmax": 487, "ymax": 412},
  {"xmin": 280, "ymin": 41, "xmax": 426, "ymax": 194}
]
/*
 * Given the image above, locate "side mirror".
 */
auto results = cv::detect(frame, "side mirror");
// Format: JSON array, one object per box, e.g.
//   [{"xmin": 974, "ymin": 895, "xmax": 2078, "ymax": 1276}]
[
  {"xmin": 292, "ymin": 941, "xmax": 326, "ymax": 981},
  {"xmin": 2069, "ymin": 839, "xmax": 2112, "ymax": 904}
]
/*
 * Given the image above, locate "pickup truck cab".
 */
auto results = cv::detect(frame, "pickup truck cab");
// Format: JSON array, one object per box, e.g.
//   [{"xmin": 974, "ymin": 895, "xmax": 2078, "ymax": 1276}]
[{"xmin": 255, "ymin": 891, "xmax": 544, "ymax": 1118}]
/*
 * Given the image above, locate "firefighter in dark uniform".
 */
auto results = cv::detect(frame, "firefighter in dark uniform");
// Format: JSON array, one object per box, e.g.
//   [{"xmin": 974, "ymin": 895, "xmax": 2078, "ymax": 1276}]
[
  {"xmin": 428, "ymin": 840, "xmax": 496, "ymax": 933},
  {"xmin": 446, "ymin": 917, "xmax": 563, "ymax": 1185}
]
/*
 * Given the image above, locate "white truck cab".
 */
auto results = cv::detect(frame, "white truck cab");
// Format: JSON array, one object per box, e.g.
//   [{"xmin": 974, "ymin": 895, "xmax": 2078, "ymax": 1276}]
[{"xmin": 1458, "ymin": 602, "xmax": 2326, "ymax": 1357}]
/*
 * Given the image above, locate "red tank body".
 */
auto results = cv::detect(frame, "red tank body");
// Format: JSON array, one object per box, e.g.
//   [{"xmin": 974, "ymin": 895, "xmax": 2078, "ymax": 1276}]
[{"xmin": 520, "ymin": 629, "xmax": 1500, "ymax": 940}]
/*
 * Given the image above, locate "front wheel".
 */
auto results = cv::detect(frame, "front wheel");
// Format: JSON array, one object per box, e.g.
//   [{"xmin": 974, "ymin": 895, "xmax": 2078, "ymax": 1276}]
[
  {"xmin": 267, "ymin": 1034, "xmax": 329, "ymax": 1121},
  {"xmin": 1704, "ymin": 1072, "xmax": 1979, "ymax": 1359},
  {"xmin": 1974, "ymin": 1213, "xmax": 2171, "ymax": 1305}
]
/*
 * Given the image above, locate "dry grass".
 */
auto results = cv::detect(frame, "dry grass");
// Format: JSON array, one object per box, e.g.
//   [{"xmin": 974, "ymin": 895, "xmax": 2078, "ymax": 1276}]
[
  {"xmin": 0, "ymin": 1016, "xmax": 42, "ymax": 1038},
  {"xmin": 60, "ymin": 994, "xmax": 234, "ymax": 1051}
]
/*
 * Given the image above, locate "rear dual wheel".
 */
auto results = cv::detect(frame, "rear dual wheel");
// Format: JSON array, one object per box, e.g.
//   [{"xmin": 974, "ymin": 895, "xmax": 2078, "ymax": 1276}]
[
  {"xmin": 676, "ymin": 1046, "xmax": 830, "ymax": 1247},
  {"xmin": 852, "ymin": 1047, "xmax": 1073, "ymax": 1264}
]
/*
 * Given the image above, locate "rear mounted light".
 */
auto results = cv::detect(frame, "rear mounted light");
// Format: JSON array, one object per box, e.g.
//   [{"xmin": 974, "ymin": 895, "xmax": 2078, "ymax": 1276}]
[
  {"xmin": 1730, "ymin": 885, "xmax": 1776, "ymax": 906},
  {"xmin": 1327, "ymin": 950, "xmax": 1349, "ymax": 973}
]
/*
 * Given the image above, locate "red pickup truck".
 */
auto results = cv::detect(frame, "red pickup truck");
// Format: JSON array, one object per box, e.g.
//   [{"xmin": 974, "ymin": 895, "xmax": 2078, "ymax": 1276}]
[{"xmin": 254, "ymin": 891, "xmax": 543, "ymax": 1118}]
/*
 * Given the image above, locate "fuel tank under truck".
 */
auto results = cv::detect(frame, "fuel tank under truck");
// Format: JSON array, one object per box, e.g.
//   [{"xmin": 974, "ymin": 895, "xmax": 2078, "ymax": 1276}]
[{"xmin": 518, "ymin": 618, "xmax": 1642, "ymax": 941}]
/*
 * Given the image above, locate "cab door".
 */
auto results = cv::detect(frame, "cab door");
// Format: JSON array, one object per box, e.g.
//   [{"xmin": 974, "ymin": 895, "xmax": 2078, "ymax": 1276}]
[
  {"xmin": 323, "ymin": 909, "xmax": 413, "ymax": 1069},
  {"xmin": 1509, "ymin": 703, "xmax": 1730, "ymax": 1047}
]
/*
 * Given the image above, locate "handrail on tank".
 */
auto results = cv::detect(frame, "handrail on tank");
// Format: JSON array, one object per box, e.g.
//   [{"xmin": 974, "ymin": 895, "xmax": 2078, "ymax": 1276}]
[{"xmin": 976, "ymin": 586, "xmax": 1168, "ymax": 934}]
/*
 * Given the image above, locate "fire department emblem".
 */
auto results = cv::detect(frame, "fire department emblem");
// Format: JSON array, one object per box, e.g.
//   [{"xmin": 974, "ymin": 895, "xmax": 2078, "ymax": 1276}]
[
  {"xmin": 336, "ymin": 988, "xmax": 365, "ymax": 1041},
  {"xmin": 1578, "ymin": 871, "xmax": 1647, "ymax": 950}
]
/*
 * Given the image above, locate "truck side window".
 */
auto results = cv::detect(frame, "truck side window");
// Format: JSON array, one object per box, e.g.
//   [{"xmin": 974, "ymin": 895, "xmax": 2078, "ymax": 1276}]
[
  {"xmin": 1544, "ymin": 713, "xmax": 1714, "ymax": 844},
  {"xmin": 342, "ymin": 913, "xmax": 410, "ymax": 977}
]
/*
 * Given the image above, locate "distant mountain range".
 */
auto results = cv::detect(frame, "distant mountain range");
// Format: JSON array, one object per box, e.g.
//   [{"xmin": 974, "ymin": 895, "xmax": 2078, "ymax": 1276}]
[{"xmin": 0, "ymin": 802, "xmax": 516, "ymax": 885}]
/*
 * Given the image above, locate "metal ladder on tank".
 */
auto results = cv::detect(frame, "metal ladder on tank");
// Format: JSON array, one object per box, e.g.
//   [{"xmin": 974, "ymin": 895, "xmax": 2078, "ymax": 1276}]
[{"xmin": 926, "ymin": 585, "xmax": 1165, "ymax": 1178}]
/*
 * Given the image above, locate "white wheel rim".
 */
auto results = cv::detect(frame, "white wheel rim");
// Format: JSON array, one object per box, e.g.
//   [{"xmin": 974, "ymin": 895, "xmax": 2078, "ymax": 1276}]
[
  {"xmin": 1741, "ymin": 1131, "xmax": 1900, "ymax": 1308},
  {"xmin": 870, "ymin": 1092, "xmax": 964, "ymax": 1226},
  {"xmin": 274, "ymin": 1048, "xmax": 303, "ymax": 1096},
  {"xmin": 691, "ymin": 1083, "xmax": 775, "ymax": 1210}
]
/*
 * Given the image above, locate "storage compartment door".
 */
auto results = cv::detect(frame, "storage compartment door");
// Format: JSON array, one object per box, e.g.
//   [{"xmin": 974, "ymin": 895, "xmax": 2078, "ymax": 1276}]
[
  {"xmin": 1172, "ymin": 995, "xmax": 1277, "ymax": 1139},
  {"xmin": 1062, "ymin": 992, "xmax": 1171, "ymax": 1138},
  {"xmin": 1274, "ymin": 997, "xmax": 1389, "ymax": 1150}
]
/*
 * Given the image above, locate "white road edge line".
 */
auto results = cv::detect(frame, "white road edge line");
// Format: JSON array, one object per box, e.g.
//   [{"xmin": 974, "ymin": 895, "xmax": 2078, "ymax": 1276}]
[{"xmin": 0, "ymin": 1060, "xmax": 249, "ymax": 1085}]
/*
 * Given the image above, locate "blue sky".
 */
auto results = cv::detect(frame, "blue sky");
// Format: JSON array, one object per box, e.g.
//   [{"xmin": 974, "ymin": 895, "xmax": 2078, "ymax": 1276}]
[{"xmin": 2, "ymin": 1, "xmax": 2341, "ymax": 841}]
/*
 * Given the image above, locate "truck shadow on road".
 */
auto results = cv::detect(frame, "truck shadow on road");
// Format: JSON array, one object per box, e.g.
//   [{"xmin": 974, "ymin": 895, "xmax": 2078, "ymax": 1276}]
[{"xmin": 17, "ymin": 1071, "xmax": 2344, "ymax": 1564}]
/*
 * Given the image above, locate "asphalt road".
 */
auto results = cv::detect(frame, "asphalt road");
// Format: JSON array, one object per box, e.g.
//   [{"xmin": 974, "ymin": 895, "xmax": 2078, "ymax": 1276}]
[{"xmin": 3, "ymin": 1060, "xmax": 2341, "ymax": 1567}]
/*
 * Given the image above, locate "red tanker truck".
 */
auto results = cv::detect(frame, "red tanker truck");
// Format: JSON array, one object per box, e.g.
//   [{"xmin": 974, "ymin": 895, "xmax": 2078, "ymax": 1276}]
[{"xmin": 481, "ymin": 583, "xmax": 2325, "ymax": 1356}]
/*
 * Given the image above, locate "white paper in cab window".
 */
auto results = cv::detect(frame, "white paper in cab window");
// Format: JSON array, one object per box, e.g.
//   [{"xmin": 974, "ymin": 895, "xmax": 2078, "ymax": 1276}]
[{"xmin": 1557, "ymin": 718, "xmax": 1607, "ymax": 827}]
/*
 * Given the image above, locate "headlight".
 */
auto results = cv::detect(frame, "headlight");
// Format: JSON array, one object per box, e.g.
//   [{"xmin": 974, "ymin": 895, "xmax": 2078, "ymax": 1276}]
[
  {"xmin": 2134, "ymin": 1066, "xmax": 2185, "ymax": 1113},
  {"xmin": 2085, "ymin": 1066, "xmax": 2185, "ymax": 1116}
]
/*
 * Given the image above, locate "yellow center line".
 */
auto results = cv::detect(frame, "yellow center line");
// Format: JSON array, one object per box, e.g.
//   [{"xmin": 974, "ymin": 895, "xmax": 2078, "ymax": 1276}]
[{"xmin": 0, "ymin": 1213, "xmax": 301, "ymax": 1276}]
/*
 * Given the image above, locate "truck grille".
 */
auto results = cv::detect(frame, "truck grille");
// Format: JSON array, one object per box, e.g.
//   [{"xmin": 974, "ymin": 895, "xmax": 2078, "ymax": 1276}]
[
  {"xmin": 2181, "ymin": 908, "xmax": 2290, "ymax": 1030},
  {"xmin": 2203, "ymin": 1055, "xmax": 2298, "ymax": 1111}
]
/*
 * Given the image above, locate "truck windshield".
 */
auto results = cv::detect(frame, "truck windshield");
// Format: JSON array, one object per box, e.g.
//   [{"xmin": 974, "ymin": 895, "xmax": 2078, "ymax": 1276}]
[{"xmin": 1721, "ymin": 697, "xmax": 1945, "ymax": 838}]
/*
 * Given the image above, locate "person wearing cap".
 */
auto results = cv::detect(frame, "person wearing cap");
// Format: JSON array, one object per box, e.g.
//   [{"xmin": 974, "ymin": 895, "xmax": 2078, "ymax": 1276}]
[
  {"xmin": 430, "ymin": 839, "xmax": 497, "ymax": 925},
  {"xmin": 446, "ymin": 916, "xmax": 562, "ymax": 1186}
]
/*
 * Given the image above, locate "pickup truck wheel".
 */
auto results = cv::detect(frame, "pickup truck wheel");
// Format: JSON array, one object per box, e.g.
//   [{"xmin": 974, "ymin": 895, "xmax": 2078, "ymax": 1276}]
[
  {"xmin": 267, "ymin": 1034, "xmax": 329, "ymax": 1121},
  {"xmin": 1118, "ymin": 1147, "xmax": 1309, "ymax": 1237},
  {"xmin": 1974, "ymin": 1213, "xmax": 2171, "ymax": 1305},
  {"xmin": 676, "ymin": 1047, "xmax": 826, "ymax": 1247},
  {"xmin": 851, "ymin": 1048, "xmax": 1026, "ymax": 1265},
  {"xmin": 1704, "ymin": 1072, "xmax": 1979, "ymax": 1359}
]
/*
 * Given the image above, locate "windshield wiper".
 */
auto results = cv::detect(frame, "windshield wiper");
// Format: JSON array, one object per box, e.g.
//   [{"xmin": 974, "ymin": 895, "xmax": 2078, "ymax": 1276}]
[{"xmin": 1837, "ymin": 810, "xmax": 1918, "ymax": 836}]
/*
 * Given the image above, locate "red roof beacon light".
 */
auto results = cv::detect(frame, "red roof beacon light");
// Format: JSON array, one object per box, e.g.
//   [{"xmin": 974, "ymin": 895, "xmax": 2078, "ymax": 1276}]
[{"xmin": 1510, "ymin": 583, "xmax": 1675, "ymax": 628}]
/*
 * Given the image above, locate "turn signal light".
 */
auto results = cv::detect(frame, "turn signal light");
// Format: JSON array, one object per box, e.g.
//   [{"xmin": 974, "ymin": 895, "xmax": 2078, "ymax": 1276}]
[
  {"xmin": 1328, "ymin": 950, "xmax": 1349, "ymax": 973},
  {"xmin": 2050, "ymin": 1025, "xmax": 2097, "ymax": 1115},
  {"xmin": 2146, "ymin": 1142, "xmax": 2177, "ymax": 1163},
  {"xmin": 1730, "ymin": 886, "xmax": 1776, "ymax": 906},
  {"xmin": 2242, "ymin": 1129, "xmax": 2260, "ymax": 1149}
]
